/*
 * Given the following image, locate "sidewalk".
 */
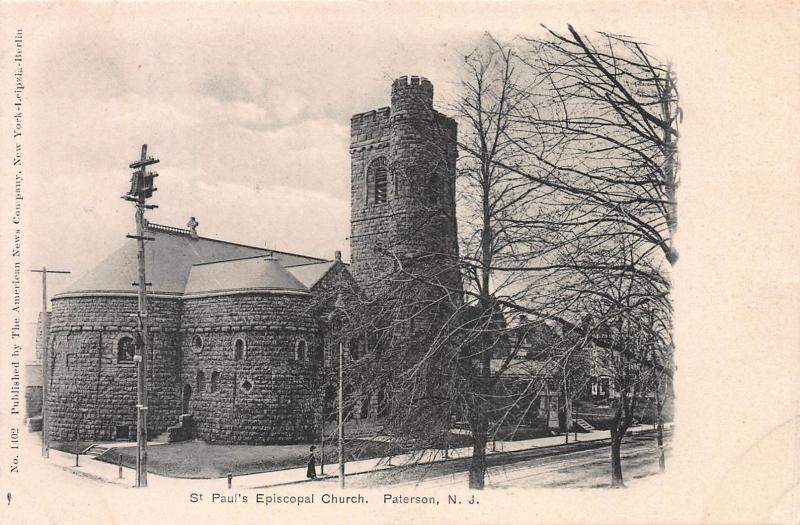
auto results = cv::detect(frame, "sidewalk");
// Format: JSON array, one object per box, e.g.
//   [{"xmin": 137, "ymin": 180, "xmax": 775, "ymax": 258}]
[{"xmin": 39, "ymin": 423, "xmax": 670, "ymax": 490}]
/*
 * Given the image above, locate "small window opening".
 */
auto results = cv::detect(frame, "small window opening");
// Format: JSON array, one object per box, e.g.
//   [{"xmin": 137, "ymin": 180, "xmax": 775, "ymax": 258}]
[
  {"xmin": 295, "ymin": 340, "xmax": 307, "ymax": 361},
  {"xmin": 234, "ymin": 338, "xmax": 245, "ymax": 361},
  {"xmin": 196, "ymin": 370, "xmax": 206, "ymax": 392},
  {"xmin": 192, "ymin": 334, "xmax": 203, "ymax": 353},
  {"xmin": 240, "ymin": 379, "xmax": 253, "ymax": 393},
  {"xmin": 211, "ymin": 371, "xmax": 220, "ymax": 393},
  {"xmin": 115, "ymin": 425, "xmax": 130, "ymax": 441},
  {"xmin": 117, "ymin": 336, "xmax": 135, "ymax": 363}
]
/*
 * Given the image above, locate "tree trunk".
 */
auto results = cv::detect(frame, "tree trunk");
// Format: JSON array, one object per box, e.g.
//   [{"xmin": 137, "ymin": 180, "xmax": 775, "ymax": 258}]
[
  {"xmin": 469, "ymin": 419, "xmax": 488, "ymax": 489},
  {"xmin": 610, "ymin": 431, "xmax": 624, "ymax": 488},
  {"xmin": 654, "ymin": 378, "xmax": 666, "ymax": 473},
  {"xmin": 609, "ymin": 404, "xmax": 629, "ymax": 488},
  {"xmin": 564, "ymin": 379, "xmax": 572, "ymax": 444}
]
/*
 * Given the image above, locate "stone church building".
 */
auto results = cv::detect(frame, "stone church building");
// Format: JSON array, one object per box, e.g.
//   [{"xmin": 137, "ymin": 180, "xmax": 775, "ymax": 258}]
[{"xmin": 45, "ymin": 76, "xmax": 459, "ymax": 445}]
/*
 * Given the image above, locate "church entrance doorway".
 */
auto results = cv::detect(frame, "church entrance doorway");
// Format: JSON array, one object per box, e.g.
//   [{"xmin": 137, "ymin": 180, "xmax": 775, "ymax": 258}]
[{"xmin": 182, "ymin": 383, "xmax": 192, "ymax": 414}]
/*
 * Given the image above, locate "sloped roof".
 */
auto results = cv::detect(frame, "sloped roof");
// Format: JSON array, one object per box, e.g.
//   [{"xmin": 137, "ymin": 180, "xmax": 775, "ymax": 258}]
[
  {"xmin": 185, "ymin": 255, "xmax": 308, "ymax": 296},
  {"xmin": 492, "ymin": 357, "xmax": 560, "ymax": 378},
  {"xmin": 284, "ymin": 261, "xmax": 337, "ymax": 289},
  {"xmin": 59, "ymin": 223, "xmax": 327, "ymax": 297}
]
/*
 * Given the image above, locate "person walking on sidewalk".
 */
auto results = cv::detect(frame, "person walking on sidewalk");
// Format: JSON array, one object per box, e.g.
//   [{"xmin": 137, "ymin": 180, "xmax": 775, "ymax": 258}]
[{"xmin": 306, "ymin": 445, "xmax": 317, "ymax": 480}]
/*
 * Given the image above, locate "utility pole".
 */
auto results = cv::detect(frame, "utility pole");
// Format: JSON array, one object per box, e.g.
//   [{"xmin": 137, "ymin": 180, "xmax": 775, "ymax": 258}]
[
  {"xmin": 124, "ymin": 144, "xmax": 159, "ymax": 488},
  {"xmin": 31, "ymin": 267, "xmax": 70, "ymax": 458}
]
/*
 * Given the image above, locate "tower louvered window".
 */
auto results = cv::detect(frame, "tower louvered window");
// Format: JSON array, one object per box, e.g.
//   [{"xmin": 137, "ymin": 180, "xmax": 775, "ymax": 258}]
[
  {"xmin": 374, "ymin": 165, "xmax": 387, "ymax": 203},
  {"xmin": 367, "ymin": 158, "xmax": 388, "ymax": 205}
]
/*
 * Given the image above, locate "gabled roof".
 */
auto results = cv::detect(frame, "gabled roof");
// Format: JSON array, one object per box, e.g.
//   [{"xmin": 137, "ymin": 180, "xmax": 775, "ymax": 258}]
[
  {"xmin": 59, "ymin": 222, "xmax": 328, "ymax": 297},
  {"xmin": 284, "ymin": 261, "xmax": 338, "ymax": 289},
  {"xmin": 185, "ymin": 255, "xmax": 308, "ymax": 296}
]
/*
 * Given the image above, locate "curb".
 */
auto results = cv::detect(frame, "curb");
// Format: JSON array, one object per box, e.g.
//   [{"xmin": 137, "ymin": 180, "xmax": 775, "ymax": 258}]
[
  {"xmin": 53, "ymin": 462, "xmax": 132, "ymax": 487},
  {"xmin": 248, "ymin": 426, "xmax": 668, "ymax": 489}
]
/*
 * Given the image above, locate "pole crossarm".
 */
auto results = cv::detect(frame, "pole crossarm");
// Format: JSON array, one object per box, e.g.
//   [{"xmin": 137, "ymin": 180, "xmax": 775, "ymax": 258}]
[{"xmin": 129, "ymin": 157, "xmax": 159, "ymax": 169}]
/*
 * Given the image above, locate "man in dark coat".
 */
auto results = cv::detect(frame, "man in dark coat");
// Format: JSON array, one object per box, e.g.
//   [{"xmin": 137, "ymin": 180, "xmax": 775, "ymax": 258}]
[{"xmin": 306, "ymin": 445, "xmax": 317, "ymax": 479}]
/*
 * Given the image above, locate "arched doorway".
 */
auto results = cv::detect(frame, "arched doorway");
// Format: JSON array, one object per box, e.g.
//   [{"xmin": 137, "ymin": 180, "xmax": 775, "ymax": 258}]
[{"xmin": 182, "ymin": 383, "xmax": 192, "ymax": 414}]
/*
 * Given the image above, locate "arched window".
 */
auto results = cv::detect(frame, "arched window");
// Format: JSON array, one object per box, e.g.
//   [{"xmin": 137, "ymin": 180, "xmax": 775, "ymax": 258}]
[
  {"xmin": 196, "ymin": 370, "xmax": 206, "ymax": 392},
  {"xmin": 295, "ymin": 339, "xmax": 307, "ymax": 361},
  {"xmin": 367, "ymin": 157, "xmax": 388, "ymax": 205},
  {"xmin": 210, "ymin": 371, "xmax": 220, "ymax": 393},
  {"xmin": 233, "ymin": 338, "xmax": 245, "ymax": 361},
  {"xmin": 117, "ymin": 336, "xmax": 135, "ymax": 363},
  {"xmin": 191, "ymin": 334, "xmax": 203, "ymax": 353}
]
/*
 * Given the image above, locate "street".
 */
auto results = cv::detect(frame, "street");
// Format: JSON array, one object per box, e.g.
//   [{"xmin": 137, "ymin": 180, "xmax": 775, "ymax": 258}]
[{"xmin": 314, "ymin": 430, "xmax": 671, "ymax": 489}]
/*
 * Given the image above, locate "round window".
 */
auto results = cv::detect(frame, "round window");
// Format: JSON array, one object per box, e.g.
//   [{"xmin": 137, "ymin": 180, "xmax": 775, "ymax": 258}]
[{"xmin": 192, "ymin": 334, "xmax": 203, "ymax": 353}]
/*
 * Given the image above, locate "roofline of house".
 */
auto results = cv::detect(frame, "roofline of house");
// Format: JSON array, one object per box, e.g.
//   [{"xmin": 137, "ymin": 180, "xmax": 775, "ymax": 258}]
[
  {"xmin": 182, "ymin": 288, "xmax": 311, "ymax": 299},
  {"xmin": 54, "ymin": 287, "xmax": 313, "ymax": 301},
  {"xmin": 52, "ymin": 291, "xmax": 184, "ymax": 301}
]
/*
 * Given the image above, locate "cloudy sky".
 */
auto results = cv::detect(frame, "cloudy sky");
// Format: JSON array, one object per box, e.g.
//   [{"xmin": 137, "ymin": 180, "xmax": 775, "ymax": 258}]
[{"xmin": 17, "ymin": 4, "xmax": 482, "ymax": 289}]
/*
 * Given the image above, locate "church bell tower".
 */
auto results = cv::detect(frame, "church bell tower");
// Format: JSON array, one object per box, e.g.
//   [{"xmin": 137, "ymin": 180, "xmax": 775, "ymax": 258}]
[{"xmin": 349, "ymin": 76, "xmax": 460, "ymax": 300}]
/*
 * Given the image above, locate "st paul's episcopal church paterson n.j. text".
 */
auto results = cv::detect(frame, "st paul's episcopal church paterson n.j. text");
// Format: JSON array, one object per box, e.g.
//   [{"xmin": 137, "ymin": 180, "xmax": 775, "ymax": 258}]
[{"xmin": 36, "ymin": 76, "xmax": 472, "ymax": 445}]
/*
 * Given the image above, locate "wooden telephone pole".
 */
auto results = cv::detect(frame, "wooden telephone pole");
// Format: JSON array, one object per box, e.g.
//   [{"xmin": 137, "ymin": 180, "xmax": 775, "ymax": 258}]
[
  {"xmin": 31, "ymin": 267, "xmax": 70, "ymax": 458},
  {"xmin": 124, "ymin": 144, "xmax": 159, "ymax": 488}
]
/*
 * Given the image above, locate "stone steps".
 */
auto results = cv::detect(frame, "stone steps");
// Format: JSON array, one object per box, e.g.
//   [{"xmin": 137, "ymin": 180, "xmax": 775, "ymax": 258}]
[
  {"xmin": 575, "ymin": 418, "xmax": 595, "ymax": 432},
  {"xmin": 151, "ymin": 431, "xmax": 171, "ymax": 444}
]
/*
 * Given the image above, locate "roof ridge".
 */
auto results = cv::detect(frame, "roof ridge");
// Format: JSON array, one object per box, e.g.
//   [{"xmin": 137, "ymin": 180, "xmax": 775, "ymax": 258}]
[
  {"xmin": 146, "ymin": 222, "xmax": 192, "ymax": 236},
  {"xmin": 283, "ymin": 260, "xmax": 335, "ymax": 268},
  {"xmin": 146, "ymin": 221, "xmax": 329, "ymax": 262},
  {"xmin": 191, "ymin": 253, "xmax": 272, "ymax": 267}
]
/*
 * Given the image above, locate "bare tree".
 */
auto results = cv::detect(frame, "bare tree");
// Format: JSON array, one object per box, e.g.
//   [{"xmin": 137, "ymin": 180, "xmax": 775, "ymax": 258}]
[{"xmin": 343, "ymin": 27, "xmax": 677, "ymax": 490}]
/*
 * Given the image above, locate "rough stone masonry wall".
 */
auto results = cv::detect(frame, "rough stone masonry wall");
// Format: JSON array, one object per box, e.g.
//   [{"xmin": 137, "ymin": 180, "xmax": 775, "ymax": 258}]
[
  {"xmin": 350, "ymin": 76, "xmax": 461, "ymax": 345},
  {"xmin": 181, "ymin": 293, "xmax": 323, "ymax": 444},
  {"xmin": 350, "ymin": 105, "xmax": 394, "ymax": 289},
  {"xmin": 47, "ymin": 295, "xmax": 182, "ymax": 442}
]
